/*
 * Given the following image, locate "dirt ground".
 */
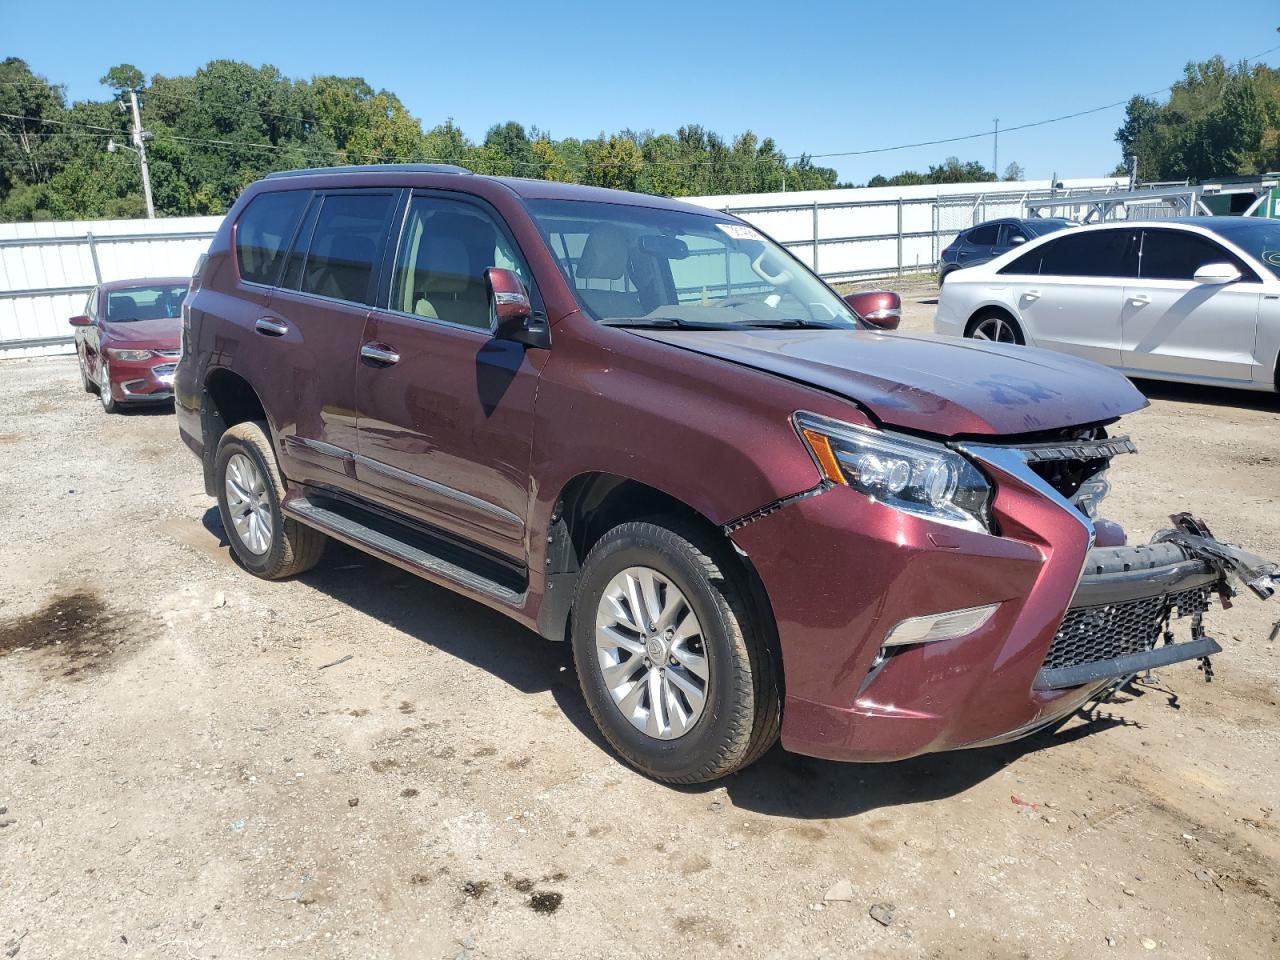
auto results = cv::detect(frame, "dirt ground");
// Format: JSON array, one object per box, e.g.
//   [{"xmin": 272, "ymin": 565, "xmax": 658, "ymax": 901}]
[{"xmin": 2, "ymin": 297, "xmax": 1279, "ymax": 960}]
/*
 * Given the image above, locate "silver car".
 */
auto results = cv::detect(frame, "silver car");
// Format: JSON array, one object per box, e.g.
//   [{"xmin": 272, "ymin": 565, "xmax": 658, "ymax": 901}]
[{"xmin": 934, "ymin": 217, "xmax": 1280, "ymax": 393}]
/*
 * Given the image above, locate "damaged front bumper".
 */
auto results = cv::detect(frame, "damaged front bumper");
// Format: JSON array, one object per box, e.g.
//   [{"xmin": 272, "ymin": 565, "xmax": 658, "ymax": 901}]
[{"xmin": 729, "ymin": 435, "xmax": 1279, "ymax": 764}]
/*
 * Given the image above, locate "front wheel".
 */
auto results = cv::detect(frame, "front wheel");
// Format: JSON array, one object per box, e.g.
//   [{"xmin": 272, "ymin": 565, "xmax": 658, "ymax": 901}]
[
  {"xmin": 99, "ymin": 361, "xmax": 118, "ymax": 412},
  {"xmin": 570, "ymin": 519, "xmax": 780, "ymax": 784},
  {"xmin": 214, "ymin": 420, "xmax": 326, "ymax": 579},
  {"xmin": 966, "ymin": 310, "xmax": 1025, "ymax": 345}
]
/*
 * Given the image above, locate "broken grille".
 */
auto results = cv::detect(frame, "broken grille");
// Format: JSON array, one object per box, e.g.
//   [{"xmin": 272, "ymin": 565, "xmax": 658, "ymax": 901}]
[{"xmin": 1044, "ymin": 586, "xmax": 1210, "ymax": 672}]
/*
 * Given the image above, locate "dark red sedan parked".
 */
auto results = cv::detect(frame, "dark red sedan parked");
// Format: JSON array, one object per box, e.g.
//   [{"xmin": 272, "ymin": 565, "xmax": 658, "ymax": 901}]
[{"xmin": 70, "ymin": 278, "xmax": 188, "ymax": 412}]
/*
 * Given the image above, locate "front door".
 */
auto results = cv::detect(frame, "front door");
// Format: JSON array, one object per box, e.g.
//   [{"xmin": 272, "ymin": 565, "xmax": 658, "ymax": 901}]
[
  {"xmin": 355, "ymin": 192, "xmax": 547, "ymax": 563},
  {"xmin": 257, "ymin": 189, "xmax": 400, "ymax": 493},
  {"xmin": 1120, "ymin": 228, "xmax": 1262, "ymax": 384}
]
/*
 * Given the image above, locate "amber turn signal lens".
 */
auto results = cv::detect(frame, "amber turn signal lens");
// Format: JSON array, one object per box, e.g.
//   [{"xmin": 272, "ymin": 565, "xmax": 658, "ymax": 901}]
[{"xmin": 801, "ymin": 428, "xmax": 848, "ymax": 485}]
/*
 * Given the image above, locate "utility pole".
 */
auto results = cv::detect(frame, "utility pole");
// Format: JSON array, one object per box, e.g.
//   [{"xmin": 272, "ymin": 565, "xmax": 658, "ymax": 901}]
[
  {"xmin": 127, "ymin": 89, "xmax": 155, "ymax": 219},
  {"xmin": 992, "ymin": 118, "xmax": 999, "ymax": 178}
]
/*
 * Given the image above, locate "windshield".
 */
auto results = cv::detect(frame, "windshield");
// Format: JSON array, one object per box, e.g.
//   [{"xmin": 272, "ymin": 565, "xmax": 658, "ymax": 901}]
[
  {"xmin": 1203, "ymin": 219, "xmax": 1280, "ymax": 279},
  {"xmin": 106, "ymin": 284, "xmax": 188, "ymax": 322},
  {"xmin": 1026, "ymin": 218, "xmax": 1076, "ymax": 237},
  {"xmin": 526, "ymin": 199, "xmax": 860, "ymax": 329}
]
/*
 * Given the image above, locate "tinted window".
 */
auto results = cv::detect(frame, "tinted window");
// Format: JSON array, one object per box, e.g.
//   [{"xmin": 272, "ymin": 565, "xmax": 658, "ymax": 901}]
[
  {"xmin": 106, "ymin": 285, "xmax": 189, "ymax": 322},
  {"xmin": 390, "ymin": 196, "xmax": 531, "ymax": 330},
  {"xmin": 1001, "ymin": 224, "xmax": 1028, "ymax": 246},
  {"xmin": 1039, "ymin": 230, "xmax": 1136, "ymax": 278},
  {"xmin": 235, "ymin": 190, "xmax": 308, "ymax": 285},
  {"xmin": 298, "ymin": 192, "xmax": 396, "ymax": 305},
  {"xmin": 967, "ymin": 224, "xmax": 999, "ymax": 245},
  {"xmin": 1139, "ymin": 229, "xmax": 1251, "ymax": 281},
  {"xmin": 999, "ymin": 244, "xmax": 1045, "ymax": 276}
]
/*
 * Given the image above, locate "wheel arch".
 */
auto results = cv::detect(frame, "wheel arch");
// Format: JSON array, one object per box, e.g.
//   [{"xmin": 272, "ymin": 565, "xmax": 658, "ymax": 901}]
[
  {"xmin": 535, "ymin": 472, "xmax": 782, "ymax": 687},
  {"xmin": 964, "ymin": 303, "xmax": 1025, "ymax": 344},
  {"xmin": 200, "ymin": 367, "xmax": 273, "ymax": 496}
]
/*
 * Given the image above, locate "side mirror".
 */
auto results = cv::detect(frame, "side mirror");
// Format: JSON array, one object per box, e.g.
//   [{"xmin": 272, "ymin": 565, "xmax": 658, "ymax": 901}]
[
  {"xmin": 1009, "ymin": 234, "xmax": 1027, "ymax": 245},
  {"xmin": 844, "ymin": 290, "xmax": 902, "ymax": 330},
  {"xmin": 1193, "ymin": 262, "xmax": 1241, "ymax": 285},
  {"xmin": 69, "ymin": 314, "xmax": 92, "ymax": 327},
  {"xmin": 485, "ymin": 267, "xmax": 548, "ymax": 348}
]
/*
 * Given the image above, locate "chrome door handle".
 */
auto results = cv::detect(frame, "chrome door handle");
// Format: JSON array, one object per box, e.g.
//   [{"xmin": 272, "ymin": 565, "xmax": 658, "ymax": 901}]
[
  {"xmin": 1023, "ymin": 290, "xmax": 1041, "ymax": 301},
  {"xmin": 360, "ymin": 342, "xmax": 400, "ymax": 366},
  {"xmin": 1128, "ymin": 294, "xmax": 1151, "ymax": 305},
  {"xmin": 254, "ymin": 318, "xmax": 288, "ymax": 337}
]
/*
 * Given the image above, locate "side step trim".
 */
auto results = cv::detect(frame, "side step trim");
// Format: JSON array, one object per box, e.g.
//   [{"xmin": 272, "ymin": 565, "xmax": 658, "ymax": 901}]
[
  {"xmin": 1033, "ymin": 636, "xmax": 1222, "ymax": 691},
  {"xmin": 285, "ymin": 494, "xmax": 525, "ymax": 606}
]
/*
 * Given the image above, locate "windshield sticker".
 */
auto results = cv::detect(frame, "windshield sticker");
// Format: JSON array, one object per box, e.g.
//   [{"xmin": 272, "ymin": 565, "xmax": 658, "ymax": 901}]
[
  {"xmin": 1263, "ymin": 251, "xmax": 1280, "ymax": 268},
  {"xmin": 716, "ymin": 223, "xmax": 765, "ymax": 242}
]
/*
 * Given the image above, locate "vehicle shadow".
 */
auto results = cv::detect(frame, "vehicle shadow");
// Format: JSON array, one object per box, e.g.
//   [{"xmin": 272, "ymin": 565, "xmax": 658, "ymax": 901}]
[
  {"xmin": 117, "ymin": 401, "xmax": 176, "ymax": 417},
  {"xmin": 1133, "ymin": 378, "xmax": 1280, "ymax": 412},
  {"xmin": 199, "ymin": 508, "xmax": 1144, "ymax": 818}
]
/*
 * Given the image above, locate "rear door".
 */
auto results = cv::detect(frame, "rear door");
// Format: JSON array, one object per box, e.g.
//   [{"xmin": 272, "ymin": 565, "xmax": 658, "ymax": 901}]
[
  {"xmin": 1120, "ymin": 228, "xmax": 1261, "ymax": 383},
  {"xmin": 255, "ymin": 189, "xmax": 400, "ymax": 493},
  {"xmin": 1010, "ymin": 228, "xmax": 1136, "ymax": 367},
  {"xmin": 354, "ymin": 191, "xmax": 547, "ymax": 562}
]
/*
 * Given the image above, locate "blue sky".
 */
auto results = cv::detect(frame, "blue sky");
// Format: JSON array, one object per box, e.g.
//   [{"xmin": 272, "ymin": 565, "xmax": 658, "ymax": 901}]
[{"xmin": 6, "ymin": 0, "xmax": 1280, "ymax": 185}]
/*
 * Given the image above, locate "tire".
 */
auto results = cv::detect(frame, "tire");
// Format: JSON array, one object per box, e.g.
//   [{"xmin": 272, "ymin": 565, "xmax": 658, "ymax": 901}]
[
  {"xmin": 570, "ymin": 518, "xmax": 781, "ymax": 784},
  {"xmin": 966, "ymin": 309, "xmax": 1025, "ymax": 345},
  {"xmin": 80, "ymin": 353, "xmax": 97, "ymax": 394},
  {"xmin": 214, "ymin": 420, "xmax": 326, "ymax": 579},
  {"xmin": 938, "ymin": 268, "xmax": 952, "ymax": 286},
  {"xmin": 99, "ymin": 361, "xmax": 118, "ymax": 413}
]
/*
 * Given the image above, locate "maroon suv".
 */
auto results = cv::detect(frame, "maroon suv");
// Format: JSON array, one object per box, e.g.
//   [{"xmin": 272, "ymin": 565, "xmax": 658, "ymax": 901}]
[{"xmin": 175, "ymin": 165, "xmax": 1277, "ymax": 784}]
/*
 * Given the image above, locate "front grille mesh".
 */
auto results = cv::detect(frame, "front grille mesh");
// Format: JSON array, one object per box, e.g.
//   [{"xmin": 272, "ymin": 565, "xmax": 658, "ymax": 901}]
[{"xmin": 1044, "ymin": 587, "xmax": 1210, "ymax": 671}]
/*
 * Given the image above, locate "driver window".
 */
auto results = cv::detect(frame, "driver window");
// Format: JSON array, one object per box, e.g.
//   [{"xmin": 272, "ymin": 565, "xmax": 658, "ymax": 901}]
[{"xmin": 391, "ymin": 197, "xmax": 530, "ymax": 330}]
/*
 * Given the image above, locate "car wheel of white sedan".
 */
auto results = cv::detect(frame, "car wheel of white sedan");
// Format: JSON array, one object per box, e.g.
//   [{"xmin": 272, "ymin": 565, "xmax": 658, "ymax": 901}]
[{"xmin": 967, "ymin": 310, "xmax": 1024, "ymax": 345}]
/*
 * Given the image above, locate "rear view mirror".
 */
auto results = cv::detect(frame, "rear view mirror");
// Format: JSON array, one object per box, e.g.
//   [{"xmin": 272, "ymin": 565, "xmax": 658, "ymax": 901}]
[
  {"xmin": 639, "ymin": 234, "xmax": 689, "ymax": 260},
  {"xmin": 1193, "ymin": 262, "xmax": 1241, "ymax": 285},
  {"xmin": 485, "ymin": 267, "xmax": 548, "ymax": 349},
  {"xmin": 68, "ymin": 314, "xmax": 92, "ymax": 327},
  {"xmin": 844, "ymin": 290, "xmax": 902, "ymax": 330}
]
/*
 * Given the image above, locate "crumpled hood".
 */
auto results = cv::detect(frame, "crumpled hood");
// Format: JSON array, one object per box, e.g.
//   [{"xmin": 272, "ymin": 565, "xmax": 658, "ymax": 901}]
[
  {"xmin": 631, "ymin": 328, "xmax": 1148, "ymax": 436},
  {"xmin": 102, "ymin": 316, "xmax": 181, "ymax": 347}
]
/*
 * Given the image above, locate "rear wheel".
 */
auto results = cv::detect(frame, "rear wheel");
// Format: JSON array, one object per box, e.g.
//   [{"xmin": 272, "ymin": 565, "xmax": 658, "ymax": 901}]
[
  {"xmin": 215, "ymin": 420, "xmax": 326, "ymax": 579},
  {"xmin": 570, "ymin": 519, "xmax": 781, "ymax": 784},
  {"xmin": 966, "ymin": 310, "xmax": 1024, "ymax": 345}
]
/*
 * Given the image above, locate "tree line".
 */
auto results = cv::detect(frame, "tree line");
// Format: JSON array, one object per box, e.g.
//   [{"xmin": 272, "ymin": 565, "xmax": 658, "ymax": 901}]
[
  {"xmin": 1115, "ymin": 55, "xmax": 1280, "ymax": 182},
  {"xmin": 0, "ymin": 57, "xmax": 1018, "ymax": 222}
]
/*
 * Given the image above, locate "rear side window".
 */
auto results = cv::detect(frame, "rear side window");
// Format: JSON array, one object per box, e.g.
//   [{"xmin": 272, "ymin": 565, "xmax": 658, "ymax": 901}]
[
  {"xmin": 967, "ymin": 224, "xmax": 998, "ymax": 245},
  {"xmin": 235, "ymin": 191, "xmax": 309, "ymax": 285},
  {"xmin": 1139, "ymin": 229, "xmax": 1255, "ymax": 282},
  {"xmin": 1038, "ymin": 230, "xmax": 1136, "ymax": 278},
  {"xmin": 297, "ymin": 193, "xmax": 397, "ymax": 306}
]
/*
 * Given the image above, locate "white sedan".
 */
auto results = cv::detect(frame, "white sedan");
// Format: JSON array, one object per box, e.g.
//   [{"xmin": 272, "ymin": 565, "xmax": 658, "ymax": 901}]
[{"xmin": 934, "ymin": 217, "xmax": 1280, "ymax": 392}]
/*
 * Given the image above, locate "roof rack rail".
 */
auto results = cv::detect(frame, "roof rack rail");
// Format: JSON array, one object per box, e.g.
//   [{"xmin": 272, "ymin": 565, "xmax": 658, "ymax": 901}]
[{"xmin": 265, "ymin": 163, "xmax": 473, "ymax": 179}]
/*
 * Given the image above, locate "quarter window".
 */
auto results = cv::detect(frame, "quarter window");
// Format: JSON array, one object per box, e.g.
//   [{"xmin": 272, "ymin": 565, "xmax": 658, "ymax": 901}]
[
  {"xmin": 235, "ymin": 190, "xmax": 309, "ymax": 286},
  {"xmin": 297, "ymin": 193, "xmax": 397, "ymax": 306},
  {"xmin": 390, "ymin": 196, "xmax": 531, "ymax": 330},
  {"xmin": 1139, "ymin": 230, "xmax": 1254, "ymax": 282}
]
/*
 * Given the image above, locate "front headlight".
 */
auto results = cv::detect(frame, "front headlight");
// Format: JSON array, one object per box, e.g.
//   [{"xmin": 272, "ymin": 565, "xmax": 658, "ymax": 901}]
[
  {"xmin": 107, "ymin": 348, "xmax": 152, "ymax": 361},
  {"xmin": 794, "ymin": 411, "xmax": 993, "ymax": 533}
]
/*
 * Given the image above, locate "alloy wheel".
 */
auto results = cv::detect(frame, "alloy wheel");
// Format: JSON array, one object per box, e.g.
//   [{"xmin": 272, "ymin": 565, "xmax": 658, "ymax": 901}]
[
  {"xmin": 971, "ymin": 315, "xmax": 1019, "ymax": 343},
  {"xmin": 224, "ymin": 452, "xmax": 274, "ymax": 556},
  {"xmin": 594, "ymin": 566, "xmax": 709, "ymax": 740}
]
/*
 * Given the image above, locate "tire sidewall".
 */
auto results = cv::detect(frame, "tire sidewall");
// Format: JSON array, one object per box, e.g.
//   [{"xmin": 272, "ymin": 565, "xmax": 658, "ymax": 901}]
[
  {"xmin": 572, "ymin": 526, "xmax": 748, "ymax": 781},
  {"xmin": 215, "ymin": 430, "xmax": 288, "ymax": 577}
]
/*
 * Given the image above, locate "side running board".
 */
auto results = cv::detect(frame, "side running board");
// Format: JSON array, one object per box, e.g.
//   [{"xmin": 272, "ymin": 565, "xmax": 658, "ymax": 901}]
[{"xmin": 284, "ymin": 493, "xmax": 526, "ymax": 606}]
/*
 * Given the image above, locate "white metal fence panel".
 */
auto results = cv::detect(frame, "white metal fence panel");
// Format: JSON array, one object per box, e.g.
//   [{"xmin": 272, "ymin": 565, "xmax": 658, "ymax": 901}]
[{"xmin": 0, "ymin": 216, "xmax": 221, "ymax": 358}]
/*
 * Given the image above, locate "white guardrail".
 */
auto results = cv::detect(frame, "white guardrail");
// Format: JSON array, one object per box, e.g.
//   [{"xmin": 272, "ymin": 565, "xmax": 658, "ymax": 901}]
[{"xmin": 0, "ymin": 177, "xmax": 1124, "ymax": 359}]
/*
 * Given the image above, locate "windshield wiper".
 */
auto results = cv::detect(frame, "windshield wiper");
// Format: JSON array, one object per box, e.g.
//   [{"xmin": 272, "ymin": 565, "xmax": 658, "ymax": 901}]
[
  {"xmin": 598, "ymin": 317, "xmax": 737, "ymax": 330},
  {"xmin": 738, "ymin": 318, "xmax": 848, "ymax": 330}
]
